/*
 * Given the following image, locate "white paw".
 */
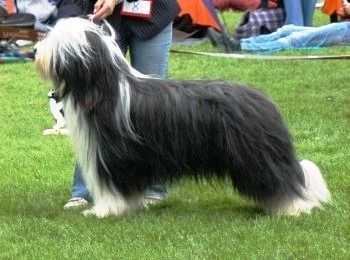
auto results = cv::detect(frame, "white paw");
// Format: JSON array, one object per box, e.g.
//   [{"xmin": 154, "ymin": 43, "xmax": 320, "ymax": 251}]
[{"xmin": 82, "ymin": 204, "xmax": 124, "ymax": 218}]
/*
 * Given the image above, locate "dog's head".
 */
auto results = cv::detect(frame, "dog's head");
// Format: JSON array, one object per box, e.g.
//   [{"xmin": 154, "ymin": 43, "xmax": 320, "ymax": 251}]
[{"xmin": 34, "ymin": 17, "xmax": 130, "ymax": 99}]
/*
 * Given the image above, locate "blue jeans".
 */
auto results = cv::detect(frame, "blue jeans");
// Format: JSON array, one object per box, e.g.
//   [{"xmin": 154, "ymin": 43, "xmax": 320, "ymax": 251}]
[
  {"xmin": 241, "ymin": 22, "xmax": 350, "ymax": 52},
  {"xmin": 118, "ymin": 22, "xmax": 173, "ymax": 79},
  {"xmin": 71, "ymin": 164, "xmax": 92, "ymax": 201},
  {"xmin": 283, "ymin": 0, "xmax": 316, "ymax": 26},
  {"xmin": 71, "ymin": 23, "xmax": 173, "ymax": 200}
]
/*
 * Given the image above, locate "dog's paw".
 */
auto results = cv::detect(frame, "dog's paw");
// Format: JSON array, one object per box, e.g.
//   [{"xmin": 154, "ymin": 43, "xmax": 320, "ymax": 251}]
[
  {"xmin": 82, "ymin": 204, "xmax": 126, "ymax": 218},
  {"xmin": 82, "ymin": 207, "xmax": 113, "ymax": 218},
  {"xmin": 83, "ymin": 207, "xmax": 110, "ymax": 218}
]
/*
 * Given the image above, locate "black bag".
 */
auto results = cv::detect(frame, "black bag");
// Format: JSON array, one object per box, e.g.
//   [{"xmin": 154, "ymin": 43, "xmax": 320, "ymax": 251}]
[{"xmin": 233, "ymin": 0, "xmax": 285, "ymax": 40}]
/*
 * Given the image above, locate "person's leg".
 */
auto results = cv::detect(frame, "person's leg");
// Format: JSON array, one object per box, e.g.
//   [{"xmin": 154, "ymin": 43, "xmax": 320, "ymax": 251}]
[
  {"xmin": 241, "ymin": 25, "xmax": 312, "ymax": 52},
  {"xmin": 71, "ymin": 164, "xmax": 91, "ymax": 200},
  {"xmin": 301, "ymin": 0, "xmax": 316, "ymax": 26},
  {"xmin": 283, "ymin": 0, "xmax": 304, "ymax": 26},
  {"xmin": 241, "ymin": 24, "xmax": 309, "ymax": 44},
  {"xmin": 241, "ymin": 37, "xmax": 290, "ymax": 52},
  {"xmin": 129, "ymin": 22, "xmax": 173, "ymax": 79},
  {"xmin": 289, "ymin": 22, "xmax": 350, "ymax": 49},
  {"xmin": 63, "ymin": 164, "xmax": 91, "ymax": 209}
]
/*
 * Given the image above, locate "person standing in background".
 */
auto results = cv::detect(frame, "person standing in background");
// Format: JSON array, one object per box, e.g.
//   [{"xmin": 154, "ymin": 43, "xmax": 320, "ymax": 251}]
[{"xmin": 283, "ymin": 0, "xmax": 317, "ymax": 26}]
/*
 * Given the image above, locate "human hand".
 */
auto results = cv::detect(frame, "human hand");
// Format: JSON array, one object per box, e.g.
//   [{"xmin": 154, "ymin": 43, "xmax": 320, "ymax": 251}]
[
  {"xmin": 344, "ymin": 4, "xmax": 350, "ymax": 17},
  {"xmin": 90, "ymin": 0, "xmax": 117, "ymax": 21}
]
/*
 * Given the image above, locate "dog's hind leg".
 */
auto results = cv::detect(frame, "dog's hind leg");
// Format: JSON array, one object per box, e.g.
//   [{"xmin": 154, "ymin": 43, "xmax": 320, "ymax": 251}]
[
  {"xmin": 261, "ymin": 160, "xmax": 330, "ymax": 216},
  {"xmin": 222, "ymin": 87, "xmax": 330, "ymax": 215},
  {"xmin": 228, "ymin": 155, "xmax": 330, "ymax": 216}
]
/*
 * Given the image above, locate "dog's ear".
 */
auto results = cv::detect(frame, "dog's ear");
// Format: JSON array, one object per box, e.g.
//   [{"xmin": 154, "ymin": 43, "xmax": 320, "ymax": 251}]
[{"xmin": 59, "ymin": 29, "xmax": 123, "ymax": 111}]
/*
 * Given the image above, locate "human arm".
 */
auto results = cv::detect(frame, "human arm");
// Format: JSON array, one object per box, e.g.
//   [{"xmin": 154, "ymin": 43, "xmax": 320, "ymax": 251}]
[{"xmin": 90, "ymin": 0, "xmax": 117, "ymax": 21}]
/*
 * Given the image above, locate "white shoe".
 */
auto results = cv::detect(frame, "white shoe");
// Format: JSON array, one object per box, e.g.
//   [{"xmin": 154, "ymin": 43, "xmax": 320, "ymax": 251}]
[{"xmin": 63, "ymin": 197, "xmax": 89, "ymax": 210}]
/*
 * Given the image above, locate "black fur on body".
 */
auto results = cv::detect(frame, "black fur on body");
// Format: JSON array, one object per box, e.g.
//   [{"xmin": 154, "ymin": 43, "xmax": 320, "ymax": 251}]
[{"xmin": 84, "ymin": 76, "xmax": 305, "ymax": 202}]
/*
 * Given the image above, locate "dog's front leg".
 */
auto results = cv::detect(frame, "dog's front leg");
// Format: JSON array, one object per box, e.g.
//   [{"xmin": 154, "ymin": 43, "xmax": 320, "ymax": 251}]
[
  {"xmin": 82, "ymin": 189, "xmax": 145, "ymax": 218},
  {"xmin": 82, "ymin": 188, "xmax": 129, "ymax": 218}
]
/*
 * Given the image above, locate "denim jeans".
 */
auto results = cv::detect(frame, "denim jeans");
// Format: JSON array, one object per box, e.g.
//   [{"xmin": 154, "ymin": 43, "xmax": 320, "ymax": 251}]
[
  {"xmin": 241, "ymin": 22, "xmax": 350, "ymax": 52},
  {"xmin": 71, "ymin": 23, "xmax": 173, "ymax": 200},
  {"xmin": 71, "ymin": 164, "xmax": 92, "ymax": 201},
  {"xmin": 121, "ymin": 22, "xmax": 173, "ymax": 79},
  {"xmin": 283, "ymin": 0, "xmax": 316, "ymax": 26}
]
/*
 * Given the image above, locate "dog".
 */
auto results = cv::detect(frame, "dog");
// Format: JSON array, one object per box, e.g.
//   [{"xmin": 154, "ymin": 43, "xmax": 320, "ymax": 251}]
[{"xmin": 34, "ymin": 18, "xmax": 330, "ymax": 218}]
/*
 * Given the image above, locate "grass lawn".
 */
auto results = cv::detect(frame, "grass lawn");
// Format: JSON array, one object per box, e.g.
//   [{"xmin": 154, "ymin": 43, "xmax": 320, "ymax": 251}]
[{"xmin": 0, "ymin": 10, "xmax": 349, "ymax": 259}]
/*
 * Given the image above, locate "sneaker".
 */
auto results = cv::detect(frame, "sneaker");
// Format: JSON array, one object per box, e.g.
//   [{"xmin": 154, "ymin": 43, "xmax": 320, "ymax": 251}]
[
  {"xmin": 63, "ymin": 197, "xmax": 89, "ymax": 210},
  {"xmin": 144, "ymin": 195, "xmax": 164, "ymax": 206},
  {"xmin": 143, "ymin": 189, "xmax": 166, "ymax": 207}
]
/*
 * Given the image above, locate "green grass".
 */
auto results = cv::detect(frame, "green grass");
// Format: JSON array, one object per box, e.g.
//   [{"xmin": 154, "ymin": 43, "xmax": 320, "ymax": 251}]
[{"xmin": 0, "ymin": 10, "xmax": 349, "ymax": 259}]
